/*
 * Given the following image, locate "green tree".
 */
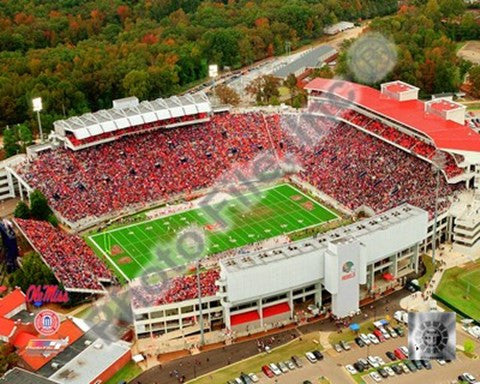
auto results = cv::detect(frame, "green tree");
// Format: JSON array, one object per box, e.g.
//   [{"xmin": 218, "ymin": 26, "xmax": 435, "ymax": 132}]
[
  {"xmin": 17, "ymin": 124, "xmax": 32, "ymax": 153},
  {"xmin": 468, "ymin": 65, "xmax": 480, "ymax": 98},
  {"xmin": 8, "ymin": 252, "xmax": 57, "ymax": 292},
  {"xmin": 29, "ymin": 189, "xmax": 52, "ymax": 221},
  {"xmin": 122, "ymin": 70, "xmax": 151, "ymax": 100},
  {"xmin": 13, "ymin": 201, "xmax": 30, "ymax": 219},
  {"xmin": 214, "ymin": 84, "xmax": 240, "ymax": 106},
  {"xmin": 464, "ymin": 339, "xmax": 475, "ymax": 354},
  {"xmin": 3, "ymin": 127, "xmax": 19, "ymax": 158}
]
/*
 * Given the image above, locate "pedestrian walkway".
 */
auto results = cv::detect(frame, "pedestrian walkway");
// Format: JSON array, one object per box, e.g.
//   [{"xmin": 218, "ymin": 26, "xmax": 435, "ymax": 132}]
[{"xmin": 400, "ymin": 244, "xmax": 480, "ymax": 312}]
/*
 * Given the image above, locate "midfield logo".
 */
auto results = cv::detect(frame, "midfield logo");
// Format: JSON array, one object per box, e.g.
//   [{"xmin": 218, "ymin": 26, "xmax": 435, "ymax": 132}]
[{"xmin": 26, "ymin": 285, "xmax": 69, "ymax": 305}]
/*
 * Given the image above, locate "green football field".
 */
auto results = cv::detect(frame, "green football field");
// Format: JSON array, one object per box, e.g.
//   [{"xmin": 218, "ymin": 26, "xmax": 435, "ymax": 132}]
[
  {"xmin": 88, "ymin": 184, "xmax": 337, "ymax": 281},
  {"xmin": 436, "ymin": 260, "xmax": 480, "ymax": 320}
]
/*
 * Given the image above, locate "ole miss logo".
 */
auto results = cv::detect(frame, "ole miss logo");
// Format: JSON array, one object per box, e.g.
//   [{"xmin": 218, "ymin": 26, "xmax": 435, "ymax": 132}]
[{"xmin": 34, "ymin": 310, "xmax": 60, "ymax": 336}]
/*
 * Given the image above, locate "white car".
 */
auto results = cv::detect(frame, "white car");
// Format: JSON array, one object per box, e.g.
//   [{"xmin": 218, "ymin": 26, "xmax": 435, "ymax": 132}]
[
  {"xmin": 370, "ymin": 371, "xmax": 382, "ymax": 382},
  {"xmin": 394, "ymin": 310, "xmax": 408, "ymax": 324},
  {"xmin": 376, "ymin": 356, "xmax": 386, "ymax": 366},
  {"xmin": 305, "ymin": 352, "xmax": 317, "ymax": 364},
  {"xmin": 277, "ymin": 362, "xmax": 288, "ymax": 373},
  {"xmin": 436, "ymin": 359, "xmax": 446, "ymax": 366},
  {"xmin": 368, "ymin": 355, "xmax": 380, "ymax": 368},
  {"xmin": 368, "ymin": 333, "xmax": 380, "ymax": 344},
  {"xmin": 285, "ymin": 360, "xmax": 295, "ymax": 370},
  {"xmin": 461, "ymin": 373, "xmax": 477, "ymax": 383},
  {"xmin": 345, "ymin": 364, "xmax": 357, "ymax": 375},
  {"xmin": 248, "ymin": 373, "xmax": 259, "ymax": 382},
  {"xmin": 234, "ymin": 378, "xmax": 243, "ymax": 384},
  {"xmin": 380, "ymin": 327, "xmax": 391, "ymax": 339},
  {"xmin": 400, "ymin": 346, "xmax": 409, "ymax": 357},
  {"xmin": 269, "ymin": 363, "xmax": 282, "ymax": 376},
  {"xmin": 386, "ymin": 326, "xmax": 398, "ymax": 338},
  {"xmin": 398, "ymin": 362, "xmax": 409, "ymax": 374},
  {"xmin": 384, "ymin": 366, "xmax": 395, "ymax": 376},
  {"xmin": 360, "ymin": 333, "xmax": 371, "ymax": 345}
]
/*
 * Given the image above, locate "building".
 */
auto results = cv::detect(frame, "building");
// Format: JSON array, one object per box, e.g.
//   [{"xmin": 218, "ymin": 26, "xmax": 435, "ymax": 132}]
[
  {"xmin": 272, "ymin": 45, "xmax": 337, "ymax": 79},
  {"xmin": 0, "ymin": 368, "xmax": 59, "ymax": 384},
  {"xmin": 0, "ymin": 288, "xmax": 27, "ymax": 343},
  {"xmin": 48, "ymin": 339, "xmax": 131, "ymax": 384},
  {"xmin": 323, "ymin": 21, "xmax": 355, "ymax": 35},
  {"xmin": 132, "ymin": 205, "xmax": 428, "ymax": 337}
]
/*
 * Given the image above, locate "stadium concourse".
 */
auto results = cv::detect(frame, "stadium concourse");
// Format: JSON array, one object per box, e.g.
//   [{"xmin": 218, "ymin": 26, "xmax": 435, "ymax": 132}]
[{"xmin": 8, "ymin": 77, "xmax": 480, "ymax": 328}]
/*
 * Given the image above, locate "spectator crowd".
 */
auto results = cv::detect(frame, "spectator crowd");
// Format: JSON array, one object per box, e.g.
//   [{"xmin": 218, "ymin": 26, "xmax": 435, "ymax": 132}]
[{"xmin": 15, "ymin": 218, "xmax": 113, "ymax": 291}]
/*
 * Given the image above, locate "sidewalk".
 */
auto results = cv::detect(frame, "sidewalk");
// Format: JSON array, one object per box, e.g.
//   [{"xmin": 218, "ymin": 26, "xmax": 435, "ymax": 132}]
[{"xmin": 400, "ymin": 245, "xmax": 480, "ymax": 312}]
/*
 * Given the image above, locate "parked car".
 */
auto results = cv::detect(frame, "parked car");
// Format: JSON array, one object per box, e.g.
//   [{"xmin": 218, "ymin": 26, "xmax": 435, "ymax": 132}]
[
  {"xmin": 376, "ymin": 356, "xmax": 386, "ymax": 366},
  {"xmin": 268, "ymin": 363, "xmax": 282, "ymax": 376},
  {"xmin": 379, "ymin": 327, "xmax": 391, "ymax": 340},
  {"xmin": 345, "ymin": 364, "xmax": 357, "ymax": 375},
  {"xmin": 358, "ymin": 358, "xmax": 369, "ymax": 368},
  {"xmin": 360, "ymin": 333, "xmax": 371, "ymax": 345},
  {"xmin": 386, "ymin": 351, "xmax": 397, "ymax": 361},
  {"xmin": 394, "ymin": 348, "xmax": 407, "ymax": 360},
  {"xmin": 400, "ymin": 346, "xmax": 409, "ymax": 357},
  {"xmin": 291, "ymin": 355, "xmax": 302, "ymax": 368},
  {"xmin": 412, "ymin": 360, "xmax": 423, "ymax": 370},
  {"xmin": 370, "ymin": 371, "xmax": 382, "ymax": 382},
  {"xmin": 458, "ymin": 372, "xmax": 477, "ymax": 383},
  {"xmin": 373, "ymin": 329, "xmax": 386, "ymax": 342},
  {"xmin": 240, "ymin": 373, "xmax": 253, "ymax": 384},
  {"xmin": 353, "ymin": 362, "xmax": 365, "ymax": 372},
  {"xmin": 378, "ymin": 368, "xmax": 389, "ymax": 378},
  {"xmin": 355, "ymin": 337, "xmax": 365, "ymax": 348},
  {"xmin": 394, "ymin": 326, "xmax": 405, "ymax": 337},
  {"xmin": 284, "ymin": 360, "xmax": 295, "ymax": 370},
  {"xmin": 368, "ymin": 355, "xmax": 380, "ymax": 368},
  {"xmin": 334, "ymin": 343, "xmax": 343, "ymax": 353},
  {"xmin": 421, "ymin": 360, "xmax": 432, "ymax": 370},
  {"xmin": 391, "ymin": 364, "xmax": 403, "ymax": 375},
  {"xmin": 405, "ymin": 361, "xmax": 417, "ymax": 372},
  {"xmin": 247, "ymin": 373, "xmax": 259, "ymax": 382},
  {"xmin": 234, "ymin": 377, "xmax": 243, "ymax": 384},
  {"xmin": 437, "ymin": 359, "xmax": 446, "ymax": 366},
  {"xmin": 386, "ymin": 325, "xmax": 398, "ymax": 338},
  {"xmin": 384, "ymin": 366, "xmax": 395, "ymax": 377},
  {"xmin": 277, "ymin": 362, "xmax": 288, "ymax": 374},
  {"xmin": 368, "ymin": 333, "xmax": 380, "ymax": 344},
  {"xmin": 398, "ymin": 362, "xmax": 409, "ymax": 374},
  {"xmin": 262, "ymin": 365, "xmax": 274, "ymax": 378},
  {"xmin": 305, "ymin": 352, "xmax": 317, "ymax": 364},
  {"xmin": 312, "ymin": 350, "xmax": 324, "ymax": 360},
  {"xmin": 340, "ymin": 340, "xmax": 351, "ymax": 351}
]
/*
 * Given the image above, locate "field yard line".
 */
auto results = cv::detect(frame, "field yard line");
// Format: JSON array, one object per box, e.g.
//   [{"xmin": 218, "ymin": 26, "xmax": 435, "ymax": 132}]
[
  {"xmin": 287, "ymin": 183, "xmax": 339, "ymax": 220},
  {"xmin": 113, "ymin": 231, "xmax": 149, "ymax": 273},
  {"xmin": 89, "ymin": 235, "xmax": 131, "ymax": 282},
  {"xmin": 92, "ymin": 183, "xmax": 285, "ymax": 236}
]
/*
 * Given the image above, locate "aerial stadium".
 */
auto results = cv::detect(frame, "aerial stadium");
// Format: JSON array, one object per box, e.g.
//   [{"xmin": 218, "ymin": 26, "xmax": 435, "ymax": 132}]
[{"xmin": 4, "ymin": 76, "xmax": 480, "ymax": 343}]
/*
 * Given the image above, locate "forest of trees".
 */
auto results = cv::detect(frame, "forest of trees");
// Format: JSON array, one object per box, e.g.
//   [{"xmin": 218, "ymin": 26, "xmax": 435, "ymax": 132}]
[
  {"xmin": 336, "ymin": 0, "xmax": 480, "ymax": 95},
  {"xmin": 0, "ymin": 0, "xmax": 398, "ymax": 135}
]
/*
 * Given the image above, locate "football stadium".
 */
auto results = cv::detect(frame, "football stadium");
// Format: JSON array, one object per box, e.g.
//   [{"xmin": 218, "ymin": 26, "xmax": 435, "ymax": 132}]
[{"xmin": 6, "ymin": 77, "xmax": 480, "ymax": 340}]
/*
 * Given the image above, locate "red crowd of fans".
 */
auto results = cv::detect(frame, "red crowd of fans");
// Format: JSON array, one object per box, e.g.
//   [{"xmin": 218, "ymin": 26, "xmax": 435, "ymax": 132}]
[
  {"xmin": 19, "ymin": 109, "xmax": 464, "ymax": 226},
  {"xmin": 20, "ymin": 113, "xmax": 273, "ymax": 222},
  {"xmin": 131, "ymin": 269, "xmax": 220, "ymax": 308},
  {"xmin": 15, "ymin": 218, "xmax": 112, "ymax": 291},
  {"xmin": 276, "ymin": 114, "xmax": 458, "ymax": 217}
]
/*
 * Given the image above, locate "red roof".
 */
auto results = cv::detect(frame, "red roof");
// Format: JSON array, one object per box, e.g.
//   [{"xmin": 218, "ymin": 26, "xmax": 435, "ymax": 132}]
[
  {"xmin": 305, "ymin": 78, "xmax": 480, "ymax": 153},
  {"xmin": 12, "ymin": 331, "xmax": 36, "ymax": 349},
  {"xmin": 429, "ymin": 99, "xmax": 461, "ymax": 112},
  {"xmin": 0, "ymin": 317, "xmax": 16, "ymax": 337},
  {"xmin": 0, "ymin": 288, "xmax": 25, "ymax": 318},
  {"xmin": 18, "ymin": 319, "xmax": 83, "ymax": 371},
  {"xmin": 384, "ymin": 82, "xmax": 415, "ymax": 93}
]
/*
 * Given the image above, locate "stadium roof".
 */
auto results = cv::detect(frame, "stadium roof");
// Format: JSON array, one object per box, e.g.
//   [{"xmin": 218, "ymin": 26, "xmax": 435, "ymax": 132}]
[
  {"xmin": 0, "ymin": 368, "xmax": 60, "ymax": 384},
  {"xmin": 305, "ymin": 78, "xmax": 480, "ymax": 153},
  {"xmin": 272, "ymin": 45, "xmax": 337, "ymax": 79},
  {"xmin": 54, "ymin": 92, "xmax": 211, "ymax": 140}
]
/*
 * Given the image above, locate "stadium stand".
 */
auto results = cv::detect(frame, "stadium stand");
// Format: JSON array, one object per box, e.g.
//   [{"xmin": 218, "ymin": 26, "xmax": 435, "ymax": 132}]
[
  {"xmin": 14, "ymin": 219, "xmax": 112, "ymax": 292},
  {"xmin": 131, "ymin": 269, "xmax": 220, "ymax": 308}
]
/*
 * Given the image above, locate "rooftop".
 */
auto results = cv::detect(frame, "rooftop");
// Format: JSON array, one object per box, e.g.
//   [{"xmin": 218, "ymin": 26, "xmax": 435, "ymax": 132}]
[
  {"xmin": 383, "ymin": 80, "xmax": 418, "ymax": 94},
  {"xmin": 428, "ymin": 98, "xmax": 465, "ymax": 112},
  {"xmin": 0, "ymin": 288, "xmax": 25, "ymax": 318},
  {"xmin": 0, "ymin": 368, "xmax": 59, "ymax": 384},
  {"xmin": 305, "ymin": 78, "xmax": 480, "ymax": 153}
]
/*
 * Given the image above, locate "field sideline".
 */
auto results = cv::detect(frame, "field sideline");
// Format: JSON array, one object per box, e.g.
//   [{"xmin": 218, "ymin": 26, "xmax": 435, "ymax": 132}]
[{"xmin": 88, "ymin": 183, "xmax": 338, "ymax": 281}]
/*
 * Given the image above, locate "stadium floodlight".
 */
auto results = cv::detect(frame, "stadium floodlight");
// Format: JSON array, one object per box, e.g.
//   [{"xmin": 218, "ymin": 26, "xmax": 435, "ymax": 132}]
[
  {"xmin": 431, "ymin": 152, "xmax": 446, "ymax": 265},
  {"xmin": 32, "ymin": 97, "xmax": 44, "ymax": 143}
]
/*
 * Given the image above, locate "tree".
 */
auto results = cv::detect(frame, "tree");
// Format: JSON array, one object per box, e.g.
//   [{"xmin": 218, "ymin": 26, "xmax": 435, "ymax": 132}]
[
  {"xmin": 122, "ymin": 70, "xmax": 151, "ymax": 100},
  {"xmin": 17, "ymin": 124, "xmax": 32, "ymax": 153},
  {"xmin": 469, "ymin": 65, "xmax": 480, "ymax": 98},
  {"xmin": 3, "ymin": 127, "xmax": 19, "ymax": 158},
  {"xmin": 8, "ymin": 252, "xmax": 57, "ymax": 292},
  {"xmin": 246, "ymin": 75, "xmax": 281, "ymax": 105},
  {"xmin": 464, "ymin": 339, "xmax": 475, "ymax": 354},
  {"xmin": 312, "ymin": 66, "xmax": 334, "ymax": 79},
  {"xmin": 214, "ymin": 84, "xmax": 240, "ymax": 106},
  {"xmin": 284, "ymin": 73, "xmax": 298, "ymax": 94},
  {"xmin": 13, "ymin": 201, "xmax": 30, "ymax": 219},
  {"xmin": 29, "ymin": 189, "xmax": 52, "ymax": 221},
  {"xmin": 0, "ymin": 344, "xmax": 18, "ymax": 375}
]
